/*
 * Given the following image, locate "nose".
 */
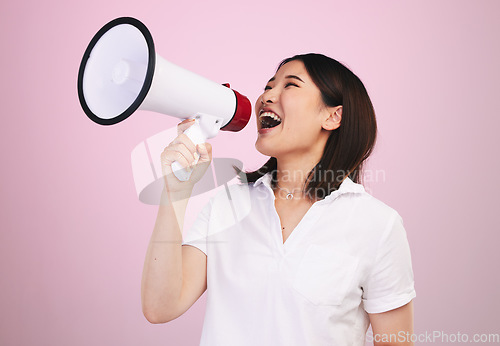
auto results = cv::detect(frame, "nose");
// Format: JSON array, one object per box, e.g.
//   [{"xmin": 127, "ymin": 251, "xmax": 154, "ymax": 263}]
[{"xmin": 261, "ymin": 88, "xmax": 277, "ymax": 104}]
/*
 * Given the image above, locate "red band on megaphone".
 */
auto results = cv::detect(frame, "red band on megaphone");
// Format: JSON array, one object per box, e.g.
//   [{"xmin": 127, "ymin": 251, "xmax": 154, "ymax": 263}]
[{"xmin": 221, "ymin": 87, "xmax": 252, "ymax": 132}]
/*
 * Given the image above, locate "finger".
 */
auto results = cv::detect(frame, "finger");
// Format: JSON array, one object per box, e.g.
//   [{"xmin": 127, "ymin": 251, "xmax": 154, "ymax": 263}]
[
  {"xmin": 173, "ymin": 142, "xmax": 197, "ymax": 165},
  {"xmin": 170, "ymin": 133, "xmax": 197, "ymax": 154},
  {"xmin": 162, "ymin": 149, "xmax": 192, "ymax": 170},
  {"xmin": 196, "ymin": 143, "xmax": 212, "ymax": 163},
  {"xmin": 177, "ymin": 118, "xmax": 196, "ymax": 136},
  {"xmin": 163, "ymin": 143, "xmax": 196, "ymax": 167},
  {"xmin": 160, "ymin": 150, "xmax": 173, "ymax": 175}
]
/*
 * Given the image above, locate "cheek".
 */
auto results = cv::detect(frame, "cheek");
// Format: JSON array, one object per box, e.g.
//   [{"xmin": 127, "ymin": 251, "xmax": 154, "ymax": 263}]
[{"xmin": 284, "ymin": 114, "xmax": 321, "ymax": 142}]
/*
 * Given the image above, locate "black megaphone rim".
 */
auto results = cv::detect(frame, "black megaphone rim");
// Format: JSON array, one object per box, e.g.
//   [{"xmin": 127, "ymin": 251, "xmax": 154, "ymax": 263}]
[{"xmin": 77, "ymin": 17, "xmax": 156, "ymax": 126}]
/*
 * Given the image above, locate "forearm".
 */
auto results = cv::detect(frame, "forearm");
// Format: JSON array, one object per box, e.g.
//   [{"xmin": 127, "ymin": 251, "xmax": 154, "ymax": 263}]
[{"xmin": 141, "ymin": 188, "xmax": 192, "ymax": 322}]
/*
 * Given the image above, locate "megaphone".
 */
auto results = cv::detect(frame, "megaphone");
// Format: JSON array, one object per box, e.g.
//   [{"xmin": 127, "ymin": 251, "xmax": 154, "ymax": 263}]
[{"xmin": 77, "ymin": 17, "xmax": 251, "ymax": 181}]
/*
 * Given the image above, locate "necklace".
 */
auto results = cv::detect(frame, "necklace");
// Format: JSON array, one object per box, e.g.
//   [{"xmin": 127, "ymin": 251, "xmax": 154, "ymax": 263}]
[{"xmin": 275, "ymin": 182, "xmax": 304, "ymax": 200}]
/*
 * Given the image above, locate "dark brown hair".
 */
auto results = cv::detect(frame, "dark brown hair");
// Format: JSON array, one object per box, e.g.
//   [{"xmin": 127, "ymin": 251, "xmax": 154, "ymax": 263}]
[{"xmin": 236, "ymin": 53, "xmax": 377, "ymax": 201}]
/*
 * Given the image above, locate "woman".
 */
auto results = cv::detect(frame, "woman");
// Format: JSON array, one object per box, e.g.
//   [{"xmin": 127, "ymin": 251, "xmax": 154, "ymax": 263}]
[{"xmin": 141, "ymin": 53, "xmax": 416, "ymax": 345}]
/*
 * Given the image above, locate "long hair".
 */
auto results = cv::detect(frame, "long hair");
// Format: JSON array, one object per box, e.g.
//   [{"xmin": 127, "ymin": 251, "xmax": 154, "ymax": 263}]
[{"xmin": 236, "ymin": 53, "xmax": 377, "ymax": 201}]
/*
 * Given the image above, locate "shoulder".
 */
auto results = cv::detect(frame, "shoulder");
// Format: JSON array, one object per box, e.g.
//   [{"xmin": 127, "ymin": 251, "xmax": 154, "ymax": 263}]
[
  {"xmin": 209, "ymin": 182, "xmax": 254, "ymax": 203},
  {"xmin": 338, "ymin": 189, "xmax": 403, "ymax": 238},
  {"xmin": 206, "ymin": 182, "xmax": 257, "ymax": 222},
  {"xmin": 332, "ymin": 191, "xmax": 411, "ymax": 269},
  {"xmin": 351, "ymin": 192, "xmax": 399, "ymax": 220}
]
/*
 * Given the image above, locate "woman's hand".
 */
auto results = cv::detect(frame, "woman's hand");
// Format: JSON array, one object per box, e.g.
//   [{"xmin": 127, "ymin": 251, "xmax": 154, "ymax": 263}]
[{"xmin": 160, "ymin": 119, "xmax": 212, "ymax": 194}]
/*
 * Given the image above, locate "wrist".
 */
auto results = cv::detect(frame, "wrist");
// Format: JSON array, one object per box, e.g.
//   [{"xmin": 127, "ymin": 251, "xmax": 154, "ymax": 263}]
[{"xmin": 161, "ymin": 186, "xmax": 193, "ymax": 204}]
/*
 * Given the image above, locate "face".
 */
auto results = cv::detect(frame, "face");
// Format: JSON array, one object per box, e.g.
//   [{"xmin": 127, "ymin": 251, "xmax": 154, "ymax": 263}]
[{"xmin": 255, "ymin": 60, "xmax": 338, "ymax": 160}]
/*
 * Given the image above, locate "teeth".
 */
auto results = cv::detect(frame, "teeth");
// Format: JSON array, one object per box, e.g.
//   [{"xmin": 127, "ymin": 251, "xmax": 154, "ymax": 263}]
[{"xmin": 259, "ymin": 112, "xmax": 281, "ymax": 122}]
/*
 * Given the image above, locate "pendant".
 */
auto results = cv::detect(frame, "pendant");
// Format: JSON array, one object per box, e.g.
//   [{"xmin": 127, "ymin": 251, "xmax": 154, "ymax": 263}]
[{"xmin": 286, "ymin": 193, "xmax": 294, "ymax": 200}]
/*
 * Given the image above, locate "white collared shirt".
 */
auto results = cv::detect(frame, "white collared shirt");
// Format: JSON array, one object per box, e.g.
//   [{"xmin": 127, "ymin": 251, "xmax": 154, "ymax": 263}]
[{"xmin": 182, "ymin": 172, "xmax": 416, "ymax": 346}]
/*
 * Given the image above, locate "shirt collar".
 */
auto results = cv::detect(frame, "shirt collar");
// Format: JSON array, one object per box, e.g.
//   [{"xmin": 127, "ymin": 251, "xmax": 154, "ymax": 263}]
[
  {"xmin": 253, "ymin": 172, "xmax": 273, "ymax": 188},
  {"xmin": 253, "ymin": 172, "xmax": 365, "ymax": 201}
]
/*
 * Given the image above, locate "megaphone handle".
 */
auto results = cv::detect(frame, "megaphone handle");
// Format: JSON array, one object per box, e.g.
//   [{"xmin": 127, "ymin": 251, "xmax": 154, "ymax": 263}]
[{"xmin": 171, "ymin": 120, "xmax": 207, "ymax": 181}]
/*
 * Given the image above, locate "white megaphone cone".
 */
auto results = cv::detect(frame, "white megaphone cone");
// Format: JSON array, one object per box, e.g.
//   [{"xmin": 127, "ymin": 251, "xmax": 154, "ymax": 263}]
[{"xmin": 77, "ymin": 17, "xmax": 251, "ymax": 181}]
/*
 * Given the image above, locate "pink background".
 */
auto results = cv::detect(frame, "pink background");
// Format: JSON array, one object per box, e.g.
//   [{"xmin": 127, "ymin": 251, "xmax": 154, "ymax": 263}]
[{"xmin": 1, "ymin": 0, "xmax": 499, "ymax": 345}]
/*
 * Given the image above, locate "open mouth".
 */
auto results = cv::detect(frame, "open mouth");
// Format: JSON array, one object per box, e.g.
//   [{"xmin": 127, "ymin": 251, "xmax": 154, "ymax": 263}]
[{"xmin": 259, "ymin": 112, "xmax": 282, "ymax": 129}]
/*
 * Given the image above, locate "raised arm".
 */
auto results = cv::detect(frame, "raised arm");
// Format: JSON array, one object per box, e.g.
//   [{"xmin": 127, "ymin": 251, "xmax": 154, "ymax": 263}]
[{"xmin": 141, "ymin": 119, "xmax": 212, "ymax": 323}]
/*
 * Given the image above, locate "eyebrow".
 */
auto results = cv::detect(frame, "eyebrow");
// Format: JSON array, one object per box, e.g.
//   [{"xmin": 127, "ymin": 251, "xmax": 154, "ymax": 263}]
[{"xmin": 267, "ymin": 75, "xmax": 305, "ymax": 84}]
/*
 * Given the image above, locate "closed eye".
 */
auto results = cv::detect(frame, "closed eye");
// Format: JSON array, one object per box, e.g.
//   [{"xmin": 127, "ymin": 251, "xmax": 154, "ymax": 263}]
[{"xmin": 264, "ymin": 82, "xmax": 298, "ymax": 90}]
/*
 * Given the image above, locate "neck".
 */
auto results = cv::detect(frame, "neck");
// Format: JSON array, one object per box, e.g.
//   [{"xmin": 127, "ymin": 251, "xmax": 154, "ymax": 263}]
[
  {"xmin": 270, "ymin": 133, "xmax": 328, "ymax": 198},
  {"xmin": 274, "ymin": 156, "xmax": 320, "ymax": 192}
]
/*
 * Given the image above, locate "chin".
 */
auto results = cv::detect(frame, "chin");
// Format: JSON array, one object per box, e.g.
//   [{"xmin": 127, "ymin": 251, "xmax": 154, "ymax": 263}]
[{"xmin": 255, "ymin": 139, "xmax": 280, "ymax": 158}]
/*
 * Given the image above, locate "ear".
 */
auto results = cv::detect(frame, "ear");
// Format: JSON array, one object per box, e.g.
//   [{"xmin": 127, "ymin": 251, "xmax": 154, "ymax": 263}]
[{"xmin": 322, "ymin": 106, "xmax": 342, "ymax": 131}]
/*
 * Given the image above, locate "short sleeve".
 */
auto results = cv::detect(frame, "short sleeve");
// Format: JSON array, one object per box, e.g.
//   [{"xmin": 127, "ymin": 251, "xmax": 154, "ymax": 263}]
[
  {"xmin": 181, "ymin": 199, "xmax": 212, "ymax": 256},
  {"xmin": 362, "ymin": 212, "xmax": 416, "ymax": 314}
]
